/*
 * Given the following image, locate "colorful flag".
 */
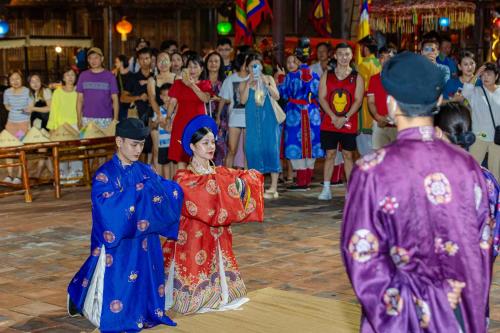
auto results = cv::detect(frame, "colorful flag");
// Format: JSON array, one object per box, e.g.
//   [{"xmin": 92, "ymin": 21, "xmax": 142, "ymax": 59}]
[
  {"xmin": 235, "ymin": 0, "xmax": 252, "ymax": 45},
  {"xmin": 357, "ymin": 0, "xmax": 371, "ymax": 64},
  {"xmin": 310, "ymin": 0, "xmax": 332, "ymax": 37},
  {"xmin": 246, "ymin": 0, "xmax": 272, "ymax": 31}
]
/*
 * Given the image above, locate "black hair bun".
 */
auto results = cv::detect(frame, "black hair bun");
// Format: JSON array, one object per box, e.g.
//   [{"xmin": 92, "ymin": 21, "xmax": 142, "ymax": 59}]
[{"xmin": 453, "ymin": 131, "xmax": 476, "ymax": 150}]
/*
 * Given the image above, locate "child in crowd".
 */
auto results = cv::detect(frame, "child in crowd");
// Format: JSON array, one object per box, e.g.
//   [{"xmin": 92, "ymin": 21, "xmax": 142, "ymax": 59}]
[{"xmin": 151, "ymin": 83, "xmax": 176, "ymax": 179}]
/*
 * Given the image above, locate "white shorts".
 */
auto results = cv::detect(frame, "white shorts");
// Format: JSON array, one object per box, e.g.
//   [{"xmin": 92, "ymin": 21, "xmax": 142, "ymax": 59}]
[{"xmin": 228, "ymin": 108, "xmax": 246, "ymax": 128}]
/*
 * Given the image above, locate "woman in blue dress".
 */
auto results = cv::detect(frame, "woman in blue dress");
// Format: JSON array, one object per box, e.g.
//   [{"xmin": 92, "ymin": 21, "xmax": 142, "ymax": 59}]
[
  {"xmin": 276, "ymin": 38, "xmax": 323, "ymax": 191},
  {"xmin": 240, "ymin": 52, "xmax": 281, "ymax": 199}
]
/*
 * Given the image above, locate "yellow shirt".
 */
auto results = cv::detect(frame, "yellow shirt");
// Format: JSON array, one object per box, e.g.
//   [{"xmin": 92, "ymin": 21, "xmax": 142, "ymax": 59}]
[
  {"xmin": 357, "ymin": 55, "xmax": 381, "ymax": 131},
  {"xmin": 47, "ymin": 87, "xmax": 78, "ymax": 130}
]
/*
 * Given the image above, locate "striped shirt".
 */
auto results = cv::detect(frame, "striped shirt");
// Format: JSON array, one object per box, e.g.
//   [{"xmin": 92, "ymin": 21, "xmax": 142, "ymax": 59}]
[{"xmin": 3, "ymin": 87, "xmax": 31, "ymax": 123}]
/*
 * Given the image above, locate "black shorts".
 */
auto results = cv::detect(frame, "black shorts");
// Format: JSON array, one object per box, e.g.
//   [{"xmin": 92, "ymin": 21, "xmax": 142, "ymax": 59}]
[
  {"xmin": 158, "ymin": 147, "xmax": 173, "ymax": 165},
  {"xmin": 320, "ymin": 131, "xmax": 357, "ymax": 151}
]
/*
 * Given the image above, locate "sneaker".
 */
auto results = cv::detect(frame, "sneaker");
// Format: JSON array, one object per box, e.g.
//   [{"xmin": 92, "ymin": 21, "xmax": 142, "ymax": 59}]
[
  {"xmin": 263, "ymin": 191, "xmax": 279, "ymax": 199},
  {"xmin": 318, "ymin": 186, "xmax": 332, "ymax": 200},
  {"xmin": 11, "ymin": 177, "xmax": 22, "ymax": 185},
  {"xmin": 2, "ymin": 176, "xmax": 13, "ymax": 183},
  {"xmin": 287, "ymin": 185, "xmax": 309, "ymax": 192}
]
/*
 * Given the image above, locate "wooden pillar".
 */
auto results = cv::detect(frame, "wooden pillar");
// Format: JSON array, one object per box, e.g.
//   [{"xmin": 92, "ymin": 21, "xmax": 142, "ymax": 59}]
[
  {"xmin": 103, "ymin": 6, "xmax": 109, "ymax": 66},
  {"xmin": 272, "ymin": 0, "xmax": 285, "ymax": 65},
  {"xmin": 293, "ymin": 0, "xmax": 300, "ymax": 35},
  {"xmin": 195, "ymin": 8, "xmax": 201, "ymax": 52},
  {"xmin": 107, "ymin": 5, "xmax": 113, "ymax": 69},
  {"xmin": 176, "ymin": 10, "xmax": 181, "ymax": 44}
]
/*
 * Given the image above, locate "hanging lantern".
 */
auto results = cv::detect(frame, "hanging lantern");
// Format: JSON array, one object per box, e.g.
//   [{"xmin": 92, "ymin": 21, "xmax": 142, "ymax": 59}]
[
  {"xmin": 217, "ymin": 21, "xmax": 232, "ymax": 35},
  {"xmin": 439, "ymin": 17, "xmax": 450, "ymax": 28},
  {"xmin": 116, "ymin": 17, "xmax": 133, "ymax": 42},
  {"xmin": 0, "ymin": 20, "xmax": 9, "ymax": 37}
]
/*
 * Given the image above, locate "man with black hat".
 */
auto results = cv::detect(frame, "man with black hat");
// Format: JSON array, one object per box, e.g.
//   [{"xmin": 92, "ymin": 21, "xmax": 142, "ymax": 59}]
[
  {"xmin": 67, "ymin": 118, "xmax": 183, "ymax": 332},
  {"xmin": 341, "ymin": 52, "xmax": 492, "ymax": 332}
]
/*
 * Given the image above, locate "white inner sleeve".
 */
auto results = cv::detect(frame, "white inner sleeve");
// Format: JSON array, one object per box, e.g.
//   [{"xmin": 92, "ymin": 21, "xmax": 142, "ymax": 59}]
[
  {"xmin": 164, "ymin": 258, "xmax": 176, "ymax": 310},
  {"xmin": 83, "ymin": 245, "xmax": 106, "ymax": 328}
]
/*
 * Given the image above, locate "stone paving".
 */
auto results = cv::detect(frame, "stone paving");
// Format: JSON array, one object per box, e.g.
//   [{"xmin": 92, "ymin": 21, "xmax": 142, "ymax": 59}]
[{"xmin": 0, "ymin": 182, "xmax": 499, "ymax": 332}]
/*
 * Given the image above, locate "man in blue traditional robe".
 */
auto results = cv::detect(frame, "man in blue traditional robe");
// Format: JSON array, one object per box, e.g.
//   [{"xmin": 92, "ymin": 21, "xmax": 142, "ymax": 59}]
[{"xmin": 67, "ymin": 118, "xmax": 183, "ymax": 333}]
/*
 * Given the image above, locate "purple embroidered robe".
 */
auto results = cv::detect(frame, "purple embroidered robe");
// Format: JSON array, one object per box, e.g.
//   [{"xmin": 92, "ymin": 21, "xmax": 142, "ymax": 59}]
[{"xmin": 342, "ymin": 126, "xmax": 493, "ymax": 333}]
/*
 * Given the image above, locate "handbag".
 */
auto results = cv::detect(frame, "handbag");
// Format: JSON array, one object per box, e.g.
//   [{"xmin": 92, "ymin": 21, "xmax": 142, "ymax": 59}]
[
  {"xmin": 481, "ymin": 86, "xmax": 500, "ymax": 145},
  {"xmin": 268, "ymin": 91, "xmax": 286, "ymax": 124}
]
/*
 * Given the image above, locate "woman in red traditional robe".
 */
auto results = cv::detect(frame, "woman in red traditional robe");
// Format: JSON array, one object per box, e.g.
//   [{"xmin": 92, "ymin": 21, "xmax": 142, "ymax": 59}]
[{"xmin": 162, "ymin": 115, "xmax": 264, "ymax": 314}]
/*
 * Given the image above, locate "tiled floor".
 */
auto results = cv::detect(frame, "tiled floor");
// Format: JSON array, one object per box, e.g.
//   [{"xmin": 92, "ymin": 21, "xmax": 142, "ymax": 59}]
[{"xmin": 0, "ymin": 183, "xmax": 499, "ymax": 332}]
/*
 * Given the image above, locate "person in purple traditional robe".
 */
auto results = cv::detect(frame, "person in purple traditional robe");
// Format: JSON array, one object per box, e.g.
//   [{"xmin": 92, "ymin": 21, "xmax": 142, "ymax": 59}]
[{"xmin": 342, "ymin": 52, "xmax": 493, "ymax": 333}]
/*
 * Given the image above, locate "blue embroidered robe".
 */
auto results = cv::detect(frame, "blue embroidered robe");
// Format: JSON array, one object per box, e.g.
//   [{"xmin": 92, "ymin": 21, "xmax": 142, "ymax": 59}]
[
  {"xmin": 67, "ymin": 155, "xmax": 183, "ymax": 333},
  {"xmin": 278, "ymin": 64, "xmax": 324, "ymax": 160}
]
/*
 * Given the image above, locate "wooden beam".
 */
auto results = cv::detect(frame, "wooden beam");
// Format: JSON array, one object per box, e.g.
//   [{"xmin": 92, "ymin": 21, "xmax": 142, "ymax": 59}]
[{"xmin": 272, "ymin": 0, "xmax": 284, "ymax": 65}]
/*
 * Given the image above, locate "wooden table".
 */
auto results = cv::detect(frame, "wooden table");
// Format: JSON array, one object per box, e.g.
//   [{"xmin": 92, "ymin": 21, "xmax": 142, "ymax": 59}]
[
  {"xmin": 51, "ymin": 137, "xmax": 115, "ymax": 199},
  {"xmin": 0, "ymin": 137, "xmax": 116, "ymax": 202}
]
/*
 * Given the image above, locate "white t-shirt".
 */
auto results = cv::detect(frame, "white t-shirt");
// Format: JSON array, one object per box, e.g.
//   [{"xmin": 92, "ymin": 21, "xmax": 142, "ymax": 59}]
[
  {"xmin": 219, "ymin": 72, "xmax": 249, "ymax": 128},
  {"xmin": 463, "ymin": 83, "xmax": 500, "ymax": 142}
]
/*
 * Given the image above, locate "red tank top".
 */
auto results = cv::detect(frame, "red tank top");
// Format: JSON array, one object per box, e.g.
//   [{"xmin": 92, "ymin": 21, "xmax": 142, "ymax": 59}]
[{"xmin": 320, "ymin": 71, "xmax": 358, "ymax": 134}]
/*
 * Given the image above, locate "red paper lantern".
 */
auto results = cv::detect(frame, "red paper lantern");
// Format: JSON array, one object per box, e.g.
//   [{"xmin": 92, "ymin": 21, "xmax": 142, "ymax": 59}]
[{"xmin": 116, "ymin": 17, "xmax": 133, "ymax": 41}]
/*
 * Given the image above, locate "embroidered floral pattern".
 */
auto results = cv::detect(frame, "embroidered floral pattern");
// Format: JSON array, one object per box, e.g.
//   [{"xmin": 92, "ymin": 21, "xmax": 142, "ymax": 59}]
[
  {"xmin": 245, "ymin": 198, "xmax": 257, "ymax": 214},
  {"xmin": 348, "ymin": 229, "xmax": 379, "ymax": 263},
  {"xmin": 217, "ymin": 208, "xmax": 228, "ymax": 225},
  {"xmin": 103, "ymin": 231, "xmax": 115, "ymax": 243},
  {"xmin": 155, "ymin": 308, "xmax": 164, "ymax": 318},
  {"xmin": 390, "ymin": 246, "xmax": 410, "ymax": 266},
  {"xmin": 383, "ymin": 288, "xmax": 403, "ymax": 316},
  {"xmin": 356, "ymin": 149, "xmax": 386, "ymax": 171},
  {"xmin": 173, "ymin": 189, "xmax": 179, "ymax": 199},
  {"xmin": 210, "ymin": 227, "xmax": 223, "ymax": 239},
  {"xmin": 95, "ymin": 173, "xmax": 108, "ymax": 183},
  {"xmin": 379, "ymin": 196, "xmax": 399, "ymax": 214},
  {"xmin": 137, "ymin": 220, "xmax": 150, "ymax": 232},
  {"xmin": 158, "ymin": 284, "xmax": 165, "ymax": 297},
  {"xmin": 106, "ymin": 254, "xmax": 113, "ymax": 267},
  {"xmin": 480, "ymin": 217, "xmax": 493, "ymax": 250},
  {"xmin": 205, "ymin": 179, "xmax": 219, "ymax": 195},
  {"xmin": 413, "ymin": 297, "xmax": 431, "ymax": 328},
  {"xmin": 424, "ymin": 173, "xmax": 452, "ymax": 205},
  {"xmin": 237, "ymin": 210, "xmax": 246, "ymax": 221},
  {"xmin": 186, "ymin": 201, "xmax": 198, "ymax": 216},
  {"xmin": 128, "ymin": 271, "xmax": 138, "ymax": 282},
  {"xmin": 92, "ymin": 247, "xmax": 101, "ymax": 257},
  {"xmin": 177, "ymin": 230, "xmax": 187, "ymax": 246},
  {"xmin": 435, "ymin": 238, "xmax": 460, "ymax": 256},
  {"xmin": 110, "ymin": 300, "xmax": 123, "ymax": 313},
  {"xmin": 142, "ymin": 238, "xmax": 148, "ymax": 251},
  {"xmin": 227, "ymin": 183, "xmax": 240, "ymax": 198},
  {"xmin": 82, "ymin": 278, "xmax": 89, "ymax": 288},
  {"xmin": 195, "ymin": 250, "xmax": 207, "ymax": 265},
  {"xmin": 102, "ymin": 191, "xmax": 114, "ymax": 198},
  {"xmin": 153, "ymin": 195, "xmax": 163, "ymax": 204},
  {"xmin": 136, "ymin": 183, "xmax": 144, "ymax": 191}
]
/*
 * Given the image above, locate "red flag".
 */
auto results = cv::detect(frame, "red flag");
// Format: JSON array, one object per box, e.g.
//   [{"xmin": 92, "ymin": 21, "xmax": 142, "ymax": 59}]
[
  {"xmin": 246, "ymin": 0, "xmax": 273, "ymax": 31},
  {"xmin": 310, "ymin": 0, "xmax": 333, "ymax": 37},
  {"xmin": 235, "ymin": 0, "xmax": 252, "ymax": 45}
]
